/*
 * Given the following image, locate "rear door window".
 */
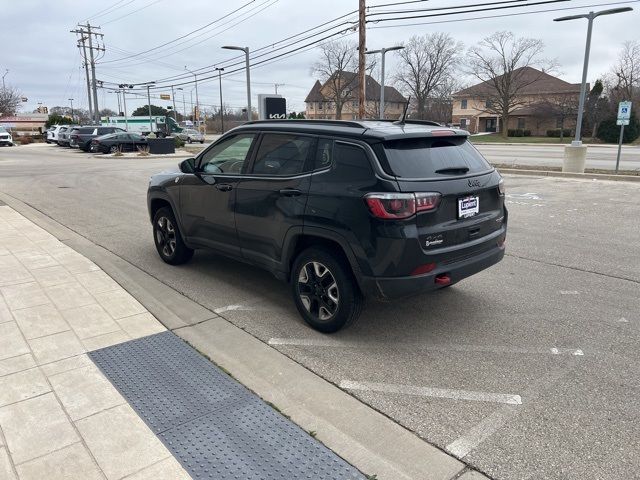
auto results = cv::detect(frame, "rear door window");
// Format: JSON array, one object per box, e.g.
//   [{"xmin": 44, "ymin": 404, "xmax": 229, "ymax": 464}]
[
  {"xmin": 251, "ymin": 133, "xmax": 315, "ymax": 176},
  {"xmin": 383, "ymin": 137, "xmax": 492, "ymax": 178}
]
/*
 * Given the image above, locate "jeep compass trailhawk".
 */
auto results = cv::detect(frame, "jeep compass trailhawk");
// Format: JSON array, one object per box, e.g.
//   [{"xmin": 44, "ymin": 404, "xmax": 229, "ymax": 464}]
[{"xmin": 147, "ymin": 120, "xmax": 507, "ymax": 332}]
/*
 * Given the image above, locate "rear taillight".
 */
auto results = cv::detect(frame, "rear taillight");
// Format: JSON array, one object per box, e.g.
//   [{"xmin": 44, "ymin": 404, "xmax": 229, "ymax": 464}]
[
  {"xmin": 364, "ymin": 192, "xmax": 440, "ymax": 219},
  {"xmin": 411, "ymin": 263, "xmax": 436, "ymax": 276},
  {"xmin": 498, "ymin": 178, "xmax": 505, "ymax": 196}
]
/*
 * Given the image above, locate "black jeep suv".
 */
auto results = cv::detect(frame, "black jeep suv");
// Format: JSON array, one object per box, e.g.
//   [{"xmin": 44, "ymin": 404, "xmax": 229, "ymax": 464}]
[{"xmin": 147, "ymin": 120, "xmax": 507, "ymax": 332}]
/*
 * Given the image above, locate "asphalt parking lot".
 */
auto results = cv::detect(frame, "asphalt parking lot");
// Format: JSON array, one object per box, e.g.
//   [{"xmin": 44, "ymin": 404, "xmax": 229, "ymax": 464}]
[{"xmin": 1, "ymin": 144, "xmax": 639, "ymax": 480}]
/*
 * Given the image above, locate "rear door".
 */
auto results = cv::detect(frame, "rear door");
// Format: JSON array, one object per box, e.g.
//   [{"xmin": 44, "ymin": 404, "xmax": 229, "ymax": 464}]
[
  {"xmin": 382, "ymin": 136, "xmax": 504, "ymax": 250},
  {"xmin": 235, "ymin": 132, "xmax": 316, "ymax": 270}
]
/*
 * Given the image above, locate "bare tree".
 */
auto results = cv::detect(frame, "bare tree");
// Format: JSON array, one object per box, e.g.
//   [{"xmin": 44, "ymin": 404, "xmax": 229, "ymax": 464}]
[
  {"xmin": 395, "ymin": 33, "xmax": 462, "ymax": 120},
  {"xmin": 0, "ymin": 86, "xmax": 22, "ymax": 116},
  {"xmin": 467, "ymin": 31, "xmax": 553, "ymax": 138},
  {"xmin": 612, "ymin": 40, "xmax": 640, "ymax": 103},
  {"xmin": 312, "ymin": 40, "xmax": 358, "ymax": 119}
]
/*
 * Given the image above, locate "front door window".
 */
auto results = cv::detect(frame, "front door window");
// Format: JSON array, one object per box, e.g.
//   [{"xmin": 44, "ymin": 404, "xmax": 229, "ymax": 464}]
[
  {"xmin": 485, "ymin": 118, "xmax": 497, "ymax": 133},
  {"xmin": 199, "ymin": 134, "xmax": 255, "ymax": 175}
]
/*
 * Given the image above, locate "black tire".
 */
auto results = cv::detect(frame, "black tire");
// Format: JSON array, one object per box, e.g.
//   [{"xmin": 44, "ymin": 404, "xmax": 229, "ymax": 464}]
[
  {"xmin": 291, "ymin": 247, "xmax": 363, "ymax": 333},
  {"xmin": 152, "ymin": 207, "xmax": 194, "ymax": 265},
  {"xmin": 109, "ymin": 145, "xmax": 119, "ymax": 154},
  {"xmin": 187, "ymin": 137, "xmax": 192, "ymax": 144},
  {"xmin": 200, "ymin": 140, "xmax": 204, "ymax": 144}
]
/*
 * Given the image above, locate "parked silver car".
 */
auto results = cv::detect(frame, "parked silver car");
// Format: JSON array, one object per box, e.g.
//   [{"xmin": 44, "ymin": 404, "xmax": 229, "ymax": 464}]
[{"xmin": 176, "ymin": 128, "xmax": 205, "ymax": 144}]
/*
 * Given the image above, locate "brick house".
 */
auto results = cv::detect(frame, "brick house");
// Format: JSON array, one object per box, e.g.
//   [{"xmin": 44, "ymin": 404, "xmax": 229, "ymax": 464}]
[
  {"xmin": 451, "ymin": 67, "xmax": 584, "ymax": 135},
  {"xmin": 305, "ymin": 71, "xmax": 407, "ymax": 120}
]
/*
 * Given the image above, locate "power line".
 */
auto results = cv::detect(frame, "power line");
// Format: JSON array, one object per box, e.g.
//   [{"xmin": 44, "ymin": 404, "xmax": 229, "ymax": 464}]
[
  {"xmin": 101, "ymin": 0, "xmax": 164, "ymax": 26},
  {"xmin": 366, "ymin": 0, "xmax": 528, "ymax": 17},
  {"xmin": 366, "ymin": 0, "xmax": 571, "ymax": 24},
  {"xmin": 99, "ymin": 0, "xmax": 257, "ymax": 64},
  {"xmin": 368, "ymin": 0, "xmax": 639, "ymax": 28},
  {"xmin": 84, "ymin": 0, "xmax": 133, "ymax": 21}
]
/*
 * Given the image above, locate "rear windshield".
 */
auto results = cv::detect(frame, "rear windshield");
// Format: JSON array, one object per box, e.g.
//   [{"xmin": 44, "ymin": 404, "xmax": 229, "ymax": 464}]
[{"xmin": 382, "ymin": 137, "xmax": 492, "ymax": 178}]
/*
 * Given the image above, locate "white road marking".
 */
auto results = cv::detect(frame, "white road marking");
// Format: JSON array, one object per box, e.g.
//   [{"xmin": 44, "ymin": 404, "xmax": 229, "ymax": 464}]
[
  {"xmin": 268, "ymin": 338, "xmax": 585, "ymax": 356},
  {"xmin": 340, "ymin": 380, "xmax": 522, "ymax": 405},
  {"xmin": 506, "ymin": 193, "xmax": 542, "ymax": 200},
  {"xmin": 214, "ymin": 304, "xmax": 255, "ymax": 314},
  {"xmin": 560, "ymin": 290, "xmax": 579, "ymax": 295},
  {"xmin": 550, "ymin": 347, "xmax": 583, "ymax": 356},
  {"xmin": 446, "ymin": 405, "xmax": 519, "ymax": 458},
  {"xmin": 619, "ymin": 317, "xmax": 629, "ymax": 323}
]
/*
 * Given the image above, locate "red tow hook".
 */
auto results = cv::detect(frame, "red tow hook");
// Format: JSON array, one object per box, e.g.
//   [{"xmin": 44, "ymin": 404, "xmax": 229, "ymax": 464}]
[{"xmin": 435, "ymin": 274, "xmax": 451, "ymax": 286}]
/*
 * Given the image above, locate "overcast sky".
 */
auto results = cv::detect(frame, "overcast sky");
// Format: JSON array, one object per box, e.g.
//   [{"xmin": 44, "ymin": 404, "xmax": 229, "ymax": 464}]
[{"xmin": 3, "ymin": 0, "xmax": 638, "ymax": 116}]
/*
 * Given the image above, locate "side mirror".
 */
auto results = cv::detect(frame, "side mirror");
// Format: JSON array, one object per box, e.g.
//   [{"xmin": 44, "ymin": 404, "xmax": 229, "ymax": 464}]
[{"xmin": 179, "ymin": 158, "xmax": 196, "ymax": 174}]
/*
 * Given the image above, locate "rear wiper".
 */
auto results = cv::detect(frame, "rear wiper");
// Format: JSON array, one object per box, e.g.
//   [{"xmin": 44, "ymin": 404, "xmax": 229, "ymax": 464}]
[{"xmin": 434, "ymin": 166, "xmax": 470, "ymax": 175}]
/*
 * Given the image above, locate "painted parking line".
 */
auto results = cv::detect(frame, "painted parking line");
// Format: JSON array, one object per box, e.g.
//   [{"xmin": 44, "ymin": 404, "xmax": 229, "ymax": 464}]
[
  {"xmin": 340, "ymin": 380, "xmax": 522, "ymax": 405},
  {"xmin": 446, "ymin": 405, "xmax": 519, "ymax": 458},
  {"xmin": 213, "ymin": 304, "xmax": 256, "ymax": 314},
  {"xmin": 268, "ymin": 338, "xmax": 585, "ymax": 357}
]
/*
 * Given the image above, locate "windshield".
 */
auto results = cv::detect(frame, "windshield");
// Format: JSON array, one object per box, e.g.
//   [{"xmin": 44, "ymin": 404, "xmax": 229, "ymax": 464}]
[
  {"xmin": 382, "ymin": 137, "xmax": 492, "ymax": 178},
  {"xmin": 0, "ymin": 127, "xmax": 7, "ymax": 133}
]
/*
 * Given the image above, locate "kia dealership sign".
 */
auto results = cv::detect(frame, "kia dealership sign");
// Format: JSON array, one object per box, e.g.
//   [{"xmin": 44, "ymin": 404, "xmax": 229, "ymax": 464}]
[{"xmin": 258, "ymin": 94, "xmax": 287, "ymax": 120}]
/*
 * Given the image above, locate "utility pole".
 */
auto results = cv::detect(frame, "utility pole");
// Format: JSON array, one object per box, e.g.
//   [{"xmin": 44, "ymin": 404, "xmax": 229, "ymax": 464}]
[
  {"xmin": 72, "ymin": 24, "xmax": 104, "ymax": 124},
  {"xmin": 2, "ymin": 69, "xmax": 8, "ymax": 90},
  {"xmin": 171, "ymin": 85, "xmax": 178, "ymax": 121},
  {"xmin": 215, "ymin": 68, "xmax": 225, "ymax": 133},
  {"xmin": 274, "ymin": 83, "xmax": 284, "ymax": 95},
  {"xmin": 358, "ymin": 0, "xmax": 366, "ymax": 120},
  {"xmin": 68, "ymin": 98, "xmax": 74, "ymax": 121},
  {"xmin": 77, "ymin": 39, "xmax": 93, "ymax": 121}
]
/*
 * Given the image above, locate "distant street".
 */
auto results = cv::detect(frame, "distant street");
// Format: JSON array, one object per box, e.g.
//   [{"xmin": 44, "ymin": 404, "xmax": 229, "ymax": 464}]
[
  {"xmin": 2, "ymin": 144, "xmax": 640, "ymax": 480},
  {"xmin": 474, "ymin": 143, "xmax": 640, "ymax": 171}
]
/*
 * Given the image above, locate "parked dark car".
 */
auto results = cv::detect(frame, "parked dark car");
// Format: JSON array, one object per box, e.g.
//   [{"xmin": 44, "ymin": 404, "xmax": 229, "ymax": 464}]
[
  {"xmin": 70, "ymin": 126, "xmax": 125, "ymax": 151},
  {"xmin": 147, "ymin": 119, "xmax": 507, "ymax": 332},
  {"xmin": 91, "ymin": 132, "xmax": 148, "ymax": 154}
]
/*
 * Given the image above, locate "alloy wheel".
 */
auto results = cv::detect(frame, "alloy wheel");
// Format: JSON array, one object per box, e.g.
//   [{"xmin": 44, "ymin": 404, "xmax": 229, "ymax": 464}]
[
  {"xmin": 155, "ymin": 216, "xmax": 177, "ymax": 257},
  {"xmin": 297, "ymin": 262, "xmax": 339, "ymax": 321}
]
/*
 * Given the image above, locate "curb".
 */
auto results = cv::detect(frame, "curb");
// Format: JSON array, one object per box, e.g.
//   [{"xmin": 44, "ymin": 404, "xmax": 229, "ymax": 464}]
[
  {"xmin": 0, "ymin": 192, "xmax": 487, "ymax": 480},
  {"xmin": 495, "ymin": 168, "xmax": 640, "ymax": 182},
  {"xmin": 473, "ymin": 142, "xmax": 638, "ymax": 148}
]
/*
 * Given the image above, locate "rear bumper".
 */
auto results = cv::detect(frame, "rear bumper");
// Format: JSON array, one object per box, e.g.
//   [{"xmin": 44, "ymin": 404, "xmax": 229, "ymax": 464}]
[{"xmin": 360, "ymin": 243, "xmax": 505, "ymax": 300}]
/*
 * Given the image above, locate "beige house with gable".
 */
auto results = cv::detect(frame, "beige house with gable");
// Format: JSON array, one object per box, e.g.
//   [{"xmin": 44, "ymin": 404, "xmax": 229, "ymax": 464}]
[
  {"xmin": 451, "ymin": 67, "xmax": 584, "ymax": 135},
  {"xmin": 305, "ymin": 71, "xmax": 407, "ymax": 120}
]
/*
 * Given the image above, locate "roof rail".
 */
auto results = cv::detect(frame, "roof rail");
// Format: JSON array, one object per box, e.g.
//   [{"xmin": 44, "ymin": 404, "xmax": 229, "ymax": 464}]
[
  {"xmin": 243, "ymin": 119, "xmax": 366, "ymax": 129},
  {"xmin": 371, "ymin": 119, "xmax": 444, "ymax": 127}
]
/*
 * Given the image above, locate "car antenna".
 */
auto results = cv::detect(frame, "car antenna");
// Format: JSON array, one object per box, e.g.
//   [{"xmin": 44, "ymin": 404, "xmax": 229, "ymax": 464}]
[{"xmin": 397, "ymin": 96, "xmax": 410, "ymax": 126}]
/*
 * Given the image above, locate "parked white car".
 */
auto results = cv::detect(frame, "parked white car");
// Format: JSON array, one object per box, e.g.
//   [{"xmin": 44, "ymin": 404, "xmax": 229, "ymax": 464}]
[
  {"xmin": 47, "ymin": 125, "xmax": 70, "ymax": 144},
  {"xmin": 0, "ymin": 126, "xmax": 13, "ymax": 146},
  {"xmin": 176, "ymin": 128, "xmax": 205, "ymax": 144}
]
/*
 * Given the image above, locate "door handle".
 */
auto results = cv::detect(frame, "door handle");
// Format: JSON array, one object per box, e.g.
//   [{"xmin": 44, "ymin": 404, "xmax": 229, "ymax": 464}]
[
  {"xmin": 279, "ymin": 188, "xmax": 302, "ymax": 197},
  {"xmin": 215, "ymin": 183, "xmax": 233, "ymax": 192}
]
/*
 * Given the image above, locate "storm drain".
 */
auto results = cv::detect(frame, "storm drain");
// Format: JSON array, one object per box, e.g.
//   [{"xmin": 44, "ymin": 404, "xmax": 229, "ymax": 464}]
[{"xmin": 89, "ymin": 331, "xmax": 364, "ymax": 480}]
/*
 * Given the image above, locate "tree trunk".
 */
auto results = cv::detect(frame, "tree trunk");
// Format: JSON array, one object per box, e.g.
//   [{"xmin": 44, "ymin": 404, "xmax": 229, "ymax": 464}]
[
  {"xmin": 336, "ymin": 103, "xmax": 342, "ymax": 120},
  {"xmin": 501, "ymin": 113, "xmax": 509, "ymax": 138}
]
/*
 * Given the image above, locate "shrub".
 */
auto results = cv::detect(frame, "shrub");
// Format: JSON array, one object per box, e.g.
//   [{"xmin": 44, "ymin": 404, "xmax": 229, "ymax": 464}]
[
  {"xmin": 523, "ymin": 130, "xmax": 531, "ymax": 137},
  {"xmin": 18, "ymin": 135, "xmax": 34, "ymax": 145},
  {"xmin": 596, "ymin": 115, "xmax": 639, "ymax": 144},
  {"xmin": 174, "ymin": 136, "xmax": 185, "ymax": 148},
  {"xmin": 507, "ymin": 129, "xmax": 525, "ymax": 137},
  {"xmin": 546, "ymin": 129, "xmax": 572, "ymax": 138}
]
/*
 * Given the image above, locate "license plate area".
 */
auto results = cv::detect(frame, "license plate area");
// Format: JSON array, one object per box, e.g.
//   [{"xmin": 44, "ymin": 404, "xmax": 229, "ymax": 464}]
[{"xmin": 458, "ymin": 195, "xmax": 479, "ymax": 219}]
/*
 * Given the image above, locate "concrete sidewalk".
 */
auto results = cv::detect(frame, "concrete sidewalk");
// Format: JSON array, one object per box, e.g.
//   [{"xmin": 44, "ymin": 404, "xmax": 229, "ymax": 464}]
[
  {"xmin": 0, "ymin": 205, "xmax": 366, "ymax": 480},
  {"xmin": 0, "ymin": 204, "xmax": 191, "ymax": 480}
]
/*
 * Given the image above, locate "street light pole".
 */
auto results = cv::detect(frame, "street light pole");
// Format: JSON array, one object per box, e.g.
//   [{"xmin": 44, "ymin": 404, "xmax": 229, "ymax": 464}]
[
  {"xmin": 171, "ymin": 85, "xmax": 178, "ymax": 122},
  {"xmin": 215, "ymin": 67, "xmax": 225, "ymax": 133},
  {"xmin": 140, "ymin": 81, "xmax": 156, "ymax": 135},
  {"xmin": 554, "ymin": 7, "xmax": 633, "ymax": 145},
  {"xmin": 365, "ymin": 46, "xmax": 404, "ymax": 119},
  {"xmin": 222, "ymin": 46, "xmax": 251, "ymax": 121},
  {"xmin": 185, "ymin": 67, "xmax": 200, "ymax": 127},
  {"xmin": 68, "ymin": 98, "xmax": 74, "ymax": 121},
  {"xmin": 118, "ymin": 84, "xmax": 133, "ymax": 131}
]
